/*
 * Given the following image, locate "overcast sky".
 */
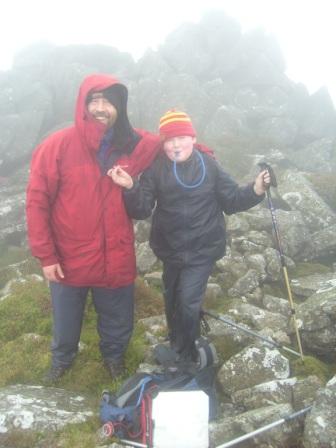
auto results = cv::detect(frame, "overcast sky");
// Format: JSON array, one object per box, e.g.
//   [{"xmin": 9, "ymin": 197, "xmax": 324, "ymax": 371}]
[{"xmin": 2, "ymin": 0, "xmax": 335, "ymax": 105}]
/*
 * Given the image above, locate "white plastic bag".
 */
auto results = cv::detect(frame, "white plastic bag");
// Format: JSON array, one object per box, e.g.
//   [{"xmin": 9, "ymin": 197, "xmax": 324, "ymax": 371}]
[{"xmin": 152, "ymin": 390, "xmax": 209, "ymax": 448}]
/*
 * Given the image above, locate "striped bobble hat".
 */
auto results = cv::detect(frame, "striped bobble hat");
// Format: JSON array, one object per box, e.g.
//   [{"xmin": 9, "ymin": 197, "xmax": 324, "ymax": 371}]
[{"xmin": 159, "ymin": 109, "xmax": 196, "ymax": 141}]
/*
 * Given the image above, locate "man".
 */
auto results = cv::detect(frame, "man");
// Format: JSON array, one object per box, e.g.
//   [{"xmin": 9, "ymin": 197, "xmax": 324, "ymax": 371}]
[
  {"xmin": 109, "ymin": 109, "xmax": 270, "ymax": 363},
  {"xmin": 26, "ymin": 74, "xmax": 160, "ymax": 382}
]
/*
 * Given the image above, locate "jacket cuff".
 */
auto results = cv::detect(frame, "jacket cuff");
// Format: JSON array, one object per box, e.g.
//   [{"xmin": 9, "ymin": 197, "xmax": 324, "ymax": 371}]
[
  {"xmin": 123, "ymin": 179, "xmax": 139, "ymax": 196},
  {"xmin": 250, "ymin": 182, "xmax": 265, "ymax": 199}
]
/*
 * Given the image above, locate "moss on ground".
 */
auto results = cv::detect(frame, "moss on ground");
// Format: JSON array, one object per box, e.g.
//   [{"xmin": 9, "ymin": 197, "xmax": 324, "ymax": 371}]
[
  {"xmin": 0, "ymin": 280, "xmax": 52, "ymax": 342},
  {"xmin": 213, "ymin": 335, "xmax": 246, "ymax": 363},
  {"xmin": 0, "ymin": 335, "xmax": 50, "ymax": 386},
  {"xmin": 262, "ymin": 282, "xmax": 288, "ymax": 299},
  {"xmin": 0, "ymin": 418, "xmax": 104, "ymax": 448},
  {"xmin": 289, "ymin": 262, "xmax": 332, "ymax": 278},
  {"xmin": 55, "ymin": 418, "xmax": 104, "ymax": 448},
  {"xmin": 0, "ymin": 276, "xmax": 155, "ymax": 448},
  {"xmin": 0, "ymin": 430, "xmax": 45, "ymax": 448},
  {"xmin": 291, "ymin": 355, "xmax": 335, "ymax": 383}
]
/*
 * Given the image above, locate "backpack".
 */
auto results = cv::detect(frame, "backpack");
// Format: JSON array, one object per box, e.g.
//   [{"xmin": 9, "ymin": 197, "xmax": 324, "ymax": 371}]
[{"xmin": 100, "ymin": 366, "xmax": 217, "ymax": 446}]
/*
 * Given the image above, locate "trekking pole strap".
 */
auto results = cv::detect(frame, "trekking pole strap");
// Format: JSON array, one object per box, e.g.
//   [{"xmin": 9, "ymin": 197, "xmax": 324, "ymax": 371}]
[{"xmin": 215, "ymin": 405, "xmax": 312, "ymax": 448}]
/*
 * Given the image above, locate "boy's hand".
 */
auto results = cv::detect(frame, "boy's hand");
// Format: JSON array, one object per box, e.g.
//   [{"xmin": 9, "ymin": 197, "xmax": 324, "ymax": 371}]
[
  {"xmin": 254, "ymin": 170, "xmax": 271, "ymax": 195},
  {"xmin": 107, "ymin": 166, "xmax": 134, "ymax": 189}
]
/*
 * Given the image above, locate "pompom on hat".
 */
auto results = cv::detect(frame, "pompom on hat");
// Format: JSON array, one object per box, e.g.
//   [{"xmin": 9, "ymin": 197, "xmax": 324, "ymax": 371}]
[{"xmin": 159, "ymin": 109, "xmax": 196, "ymax": 141}]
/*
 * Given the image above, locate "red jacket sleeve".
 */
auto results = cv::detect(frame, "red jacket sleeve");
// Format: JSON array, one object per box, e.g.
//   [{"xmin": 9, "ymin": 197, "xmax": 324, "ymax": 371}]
[
  {"xmin": 194, "ymin": 142, "xmax": 215, "ymax": 158},
  {"xmin": 127, "ymin": 131, "xmax": 161, "ymax": 177},
  {"xmin": 126, "ymin": 132, "xmax": 214, "ymax": 177},
  {"xmin": 26, "ymin": 136, "xmax": 61, "ymax": 267}
]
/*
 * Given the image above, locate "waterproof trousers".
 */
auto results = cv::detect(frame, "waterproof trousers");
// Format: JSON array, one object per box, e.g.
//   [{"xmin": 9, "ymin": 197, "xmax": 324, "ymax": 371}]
[
  {"xmin": 162, "ymin": 261, "xmax": 214, "ymax": 361},
  {"xmin": 49, "ymin": 282, "xmax": 134, "ymax": 368}
]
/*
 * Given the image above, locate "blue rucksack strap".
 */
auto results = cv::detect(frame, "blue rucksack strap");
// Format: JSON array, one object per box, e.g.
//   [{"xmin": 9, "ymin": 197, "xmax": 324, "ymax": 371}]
[{"xmin": 115, "ymin": 375, "xmax": 154, "ymax": 408}]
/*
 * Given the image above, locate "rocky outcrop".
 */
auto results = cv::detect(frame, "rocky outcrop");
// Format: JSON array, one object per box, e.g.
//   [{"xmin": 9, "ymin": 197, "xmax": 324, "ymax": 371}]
[
  {"xmin": 303, "ymin": 375, "xmax": 336, "ymax": 448},
  {"xmin": 297, "ymin": 285, "xmax": 336, "ymax": 359},
  {"xmin": 0, "ymin": 385, "xmax": 94, "ymax": 434}
]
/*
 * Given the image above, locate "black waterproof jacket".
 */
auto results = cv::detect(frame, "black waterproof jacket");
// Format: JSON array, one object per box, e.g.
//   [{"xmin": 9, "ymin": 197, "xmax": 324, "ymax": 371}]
[{"xmin": 124, "ymin": 149, "xmax": 264, "ymax": 265}]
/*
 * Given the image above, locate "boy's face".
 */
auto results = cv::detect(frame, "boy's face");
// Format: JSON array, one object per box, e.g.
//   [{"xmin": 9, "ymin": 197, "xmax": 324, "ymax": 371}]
[
  {"xmin": 163, "ymin": 135, "xmax": 196, "ymax": 162},
  {"xmin": 87, "ymin": 92, "xmax": 118, "ymax": 128}
]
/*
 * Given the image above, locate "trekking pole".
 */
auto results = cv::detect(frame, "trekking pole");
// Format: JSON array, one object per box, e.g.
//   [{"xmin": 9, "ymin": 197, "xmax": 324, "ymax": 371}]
[
  {"xmin": 215, "ymin": 405, "xmax": 312, "ymax": 448},
  {"xmin": 202, "ymin": 309, "xmax": 301, "ymax": 358},
  {"xmin": 258, "ymin": 162, "xmax": 304, "ymax": 362}
]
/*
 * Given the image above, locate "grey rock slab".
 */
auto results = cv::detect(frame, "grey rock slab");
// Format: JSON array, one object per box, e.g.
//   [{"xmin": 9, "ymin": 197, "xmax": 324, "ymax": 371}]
[
  {"xmin": 0, "ymin": 384, "xmax": 94, "ymax": 434},
  {"xmin": 217, "ymin": 346, "xmax": 290, "ymax": 395}
]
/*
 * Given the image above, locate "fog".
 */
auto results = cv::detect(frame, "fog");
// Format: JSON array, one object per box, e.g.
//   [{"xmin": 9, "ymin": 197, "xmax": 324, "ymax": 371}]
[{"xmin": 2, "ymin": 0, "xmax": 336, "ymax": 105}]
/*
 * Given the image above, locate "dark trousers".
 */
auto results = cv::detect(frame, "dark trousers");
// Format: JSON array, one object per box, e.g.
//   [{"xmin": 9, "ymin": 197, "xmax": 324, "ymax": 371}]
[
  {"xmin": 162, "ymin": 261, "xmax": 214, "ymax": 361},
  {"xmin": 49, "ymin": 282, "xmax": 134, "ymax": 368}
]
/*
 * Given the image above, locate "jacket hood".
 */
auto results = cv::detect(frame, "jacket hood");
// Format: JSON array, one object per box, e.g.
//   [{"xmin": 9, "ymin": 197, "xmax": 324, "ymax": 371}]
[{"xmin": 75, "ymin": 74, "xmax": 133, "ymax": 151}]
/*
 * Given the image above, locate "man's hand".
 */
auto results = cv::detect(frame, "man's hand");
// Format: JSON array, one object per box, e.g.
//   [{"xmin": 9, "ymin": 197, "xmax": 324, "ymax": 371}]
[
  {"xmin": 107, "ymin": 166, "xmax": 133, "ymax": 189},
  {"xmin": 43, "ymin": 263, "xmax": 64, "ymax": 282},
  {"xmin": 253, "ymin": 170, "xmax": 271, "ymax": 195}
]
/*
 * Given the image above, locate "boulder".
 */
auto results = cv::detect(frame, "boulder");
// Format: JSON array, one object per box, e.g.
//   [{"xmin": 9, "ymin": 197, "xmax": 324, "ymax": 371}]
[
  {"xmin": 136, "ymin": 242, "xmax": 158, "ymax": 274},
  {"xmin": 232, "ymin": 375, "xmax": 322, "ymax": 410},
  {"xmin": 290, "ymin": 272, "xmax": 336, "ymax": 297},
  {"xmin": 303, "ymin": 224, "xmax": 336, "ymax": 261},
  {"xmin": 0, "ymin": 385, "xmax": 93, "ymax": 434},
  {"xmin": 217, "ymin": 346, "xmax": 290, "ymax": 395},
  {"xmin": 227, "ymin": 301, "xmax": 289, "ymax": 333},
  {"xmin": 228, "ymin": 269, "xmax": 260, "ymax": 297},
  {"xmin": 303, "ymin": 375, "xmax": 336, "ymax": 448},
  {"xmin": 278, "ymin": 170, "xmax": 336, "ymax": 232},
  {"xmin": 210, "ymin": 403, "xmax": 301, "ymax": 448},
  {"xmin": 263, "ymin": 294, "xmax": 291, "ymax": 317},
  {"xmin": 297, "ymin": 286, "xmax": 336, "ymax": 358}
]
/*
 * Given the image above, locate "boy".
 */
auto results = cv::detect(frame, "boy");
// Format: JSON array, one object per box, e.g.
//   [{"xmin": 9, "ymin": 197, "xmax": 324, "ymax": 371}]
[{"xmin": 108, "ymin": 109, "xmax": 270, "ymax": 363}]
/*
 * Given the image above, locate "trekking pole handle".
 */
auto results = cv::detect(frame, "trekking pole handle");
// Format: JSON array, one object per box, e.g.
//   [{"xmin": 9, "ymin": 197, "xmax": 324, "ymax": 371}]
[{"xmin": 258, "ymin": 162, "xmax": 277, "ymax": 188}]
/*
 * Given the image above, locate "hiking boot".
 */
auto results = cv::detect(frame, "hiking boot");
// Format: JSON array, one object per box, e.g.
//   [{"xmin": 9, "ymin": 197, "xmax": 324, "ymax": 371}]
[
  {"xmin": 43, "ymin": 365, "xmax": 70, "ymax": 384},
  {"xmin": 104, "ymin": 358, "xmax": 125, "ymax": 378}
]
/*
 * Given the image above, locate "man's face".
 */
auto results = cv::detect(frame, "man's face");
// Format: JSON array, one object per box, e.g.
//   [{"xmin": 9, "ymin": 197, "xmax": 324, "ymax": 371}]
[
  {"xmin": 163, "ymin": 135, "xmax": 196, "ymax": 162},
  {"xmin": 87, "ymin": 92, "xmax": 118, "ymax": 128}
]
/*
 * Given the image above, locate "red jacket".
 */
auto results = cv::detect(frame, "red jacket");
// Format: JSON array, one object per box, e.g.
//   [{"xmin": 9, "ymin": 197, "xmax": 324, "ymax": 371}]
[{"xmin": 26, "ymin": 74, "xmax": 160, "ymax": 287}]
